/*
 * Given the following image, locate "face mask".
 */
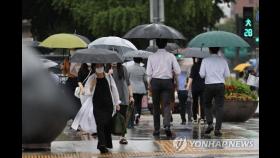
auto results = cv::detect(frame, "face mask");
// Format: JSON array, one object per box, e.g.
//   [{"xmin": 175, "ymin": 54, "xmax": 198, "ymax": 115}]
[{"xmin": 95, "ymin": 66, "xmax": 104, "ymax": 73}]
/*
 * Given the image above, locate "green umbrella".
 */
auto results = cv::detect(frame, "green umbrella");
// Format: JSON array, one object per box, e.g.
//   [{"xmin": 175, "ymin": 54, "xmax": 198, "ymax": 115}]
[
  {"xmin": 223, "ymin": 47, "xmax": 249, "ymax": 59},
  {"xmin": 188, "ymin": 31, "xmax": 250, "ymax": 48}
]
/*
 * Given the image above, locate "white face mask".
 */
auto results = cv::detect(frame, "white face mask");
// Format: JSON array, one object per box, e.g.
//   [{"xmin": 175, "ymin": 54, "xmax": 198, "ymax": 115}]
[{"xmin": 95, "ymin": 66, "xmax": 104, "ymax": 73}]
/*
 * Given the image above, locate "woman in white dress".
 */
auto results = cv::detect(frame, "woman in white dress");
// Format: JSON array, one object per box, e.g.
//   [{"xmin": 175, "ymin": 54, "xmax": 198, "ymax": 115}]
[{"xmin": 71, "ymin": 64, "xmax": 95, "ymax": 134}]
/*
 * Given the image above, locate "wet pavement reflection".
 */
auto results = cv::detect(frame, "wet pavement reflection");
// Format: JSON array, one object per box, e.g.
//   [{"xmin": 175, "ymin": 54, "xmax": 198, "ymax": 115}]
[{"xmin": 23, "ymin": 114, "xmax": 259, "ymax": 157}]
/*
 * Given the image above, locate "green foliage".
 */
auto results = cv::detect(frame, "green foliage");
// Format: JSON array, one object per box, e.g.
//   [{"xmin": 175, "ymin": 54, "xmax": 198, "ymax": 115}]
[
  {"xmin": 225, "ymin": 77, "xmax": 258, "ymax": 101},
  {"xmin": 23, "ymin": 0, "xmax": 235, "ymax": 43},
  {"xmin": 215, "ymin": 18, "xmax": 236, "ymax": 33}
]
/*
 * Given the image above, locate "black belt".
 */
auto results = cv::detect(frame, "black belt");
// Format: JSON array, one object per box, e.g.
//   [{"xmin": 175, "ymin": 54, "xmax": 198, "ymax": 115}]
[
  {"xmin": 205, "ymin": 83, "xmax": 224, "ymax": 85},
  {"xmin": 152, "ymin": 78, "xmax": 172, "ymax": 80}
]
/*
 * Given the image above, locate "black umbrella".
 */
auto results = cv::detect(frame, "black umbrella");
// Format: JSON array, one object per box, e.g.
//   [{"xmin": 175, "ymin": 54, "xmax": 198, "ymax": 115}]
[
  {"xmin": 73, "ymin": 34, "xmax": 91, "ymax": 44},
  {"xmin": 123, "ymin": 23, "xmax": 186, "ymax": 40},
  {"xmin": 123, "ymin": 50, "xmax": 153, "ymax": 60},
  {"xmin": 70, "ymin": 48, "xmax": 123, "ymax": 63}
]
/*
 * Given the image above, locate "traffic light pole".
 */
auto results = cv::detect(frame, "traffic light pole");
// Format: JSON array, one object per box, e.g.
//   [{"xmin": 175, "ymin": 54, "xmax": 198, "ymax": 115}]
[{"xmin": 149, "ymin": 0, "xmax": 165, "ymax": 50}]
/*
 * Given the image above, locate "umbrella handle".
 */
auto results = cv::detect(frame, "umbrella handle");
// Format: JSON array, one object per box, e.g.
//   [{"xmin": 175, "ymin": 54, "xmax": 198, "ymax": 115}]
[{"xmin": 201, "ymin": 43, "xmax": 204, "ymax": 51}]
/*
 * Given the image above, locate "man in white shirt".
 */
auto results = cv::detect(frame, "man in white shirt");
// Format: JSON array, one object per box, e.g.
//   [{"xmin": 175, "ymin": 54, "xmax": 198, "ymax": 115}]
[
  {"xmin": 199, "ymin": 47, "xmax": 230, "ymax": 137},
  {"xmin": 146, "ymin": 39, "xmax": 181, "ymax": 137}
]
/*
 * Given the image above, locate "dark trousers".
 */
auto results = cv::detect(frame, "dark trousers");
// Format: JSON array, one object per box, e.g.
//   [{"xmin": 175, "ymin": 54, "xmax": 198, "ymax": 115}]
[
  {"xmin": 94, "ymin": 111, "xmax": 113, "ymax": 149},
  {"xmin": 192, "ymin": 89, "xmax": 205, "ymax": 120},
  {"xmin": 133, "ymin": 94, "xmax": 144, "ymax": 117},
  {"xmin": 204, "ymin": 83, "xmax": 225, "ymax": 130},
  {"xmin": 119, "ymin": 105, "xmax": 128, "ymax": 136},
  {"xmin": 178, "ymin": 90, "xmax": 192, "ymax": 122},
  {"xmin": 151, "ymin": 78, "xmax": 173, "ymax": 131},
  {"xmin": 127, "ymin": 94, "xmax": 144, "ymax": 127}
]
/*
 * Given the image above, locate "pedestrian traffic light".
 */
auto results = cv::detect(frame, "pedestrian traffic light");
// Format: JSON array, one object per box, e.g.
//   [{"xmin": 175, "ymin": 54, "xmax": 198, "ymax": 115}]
[
  {"xmin": 255, "ymin": 37, "xmax": 259, "ymax": 43},
  {"xmin": 243, "ymin": 7, "xmax": 254, "ymax": 38}
]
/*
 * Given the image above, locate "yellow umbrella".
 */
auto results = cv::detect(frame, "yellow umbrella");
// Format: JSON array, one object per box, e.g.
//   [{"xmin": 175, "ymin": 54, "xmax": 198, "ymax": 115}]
[
  {"xmin": 39, "ymin": 33, "xmax": 88, "ymax": 49},
  {"xmin": 233, "ymin": 63, "xmax": 251, "ymax": 72}
]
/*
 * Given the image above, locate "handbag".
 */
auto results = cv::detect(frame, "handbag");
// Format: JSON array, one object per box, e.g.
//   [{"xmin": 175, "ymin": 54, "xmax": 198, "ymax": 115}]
[
  {"xmin": 74, "ymin": 70, "xmax": 92, "ymax": 98},
  {"xmin": 246, "ymin": 74, "xmax": 259, "ymax": 88},
  {"xmin": 111, "ymin": 112, "xmax": 126, "ymax": 136}
]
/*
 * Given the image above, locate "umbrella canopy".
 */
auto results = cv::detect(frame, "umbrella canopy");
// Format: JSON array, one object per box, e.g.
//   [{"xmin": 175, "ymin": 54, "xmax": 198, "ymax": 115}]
[
  {"xmin": 40, "ymin": 59, "xmax": 58, "ymax": 68},
  {"xmin": 73, "ymin": 34, "xmax": 91, "ymax": 44},
  {"xmin": 39, "ymin": 33, "xmax": 88, "ymax": 49},
  {"xmin": 123, "ymin": 61, "xmax": 145, "ymax": 67},
  {"xmin": 188, "ymin": 31, "xmax": 250, "ymax": 48},
  {"xmin": 70, "ymin": 48, "xmax": 123, "ymax": 64},
  {"xmin": 249, "ymin": 59, "xmax": 257, "ymax": 67},
  {"xmin": 177, "ymin": 48, "xmax": 210, "ymax": 58},
  {"xmin": 233, "ymin": 63, "xmax": 251, "ymax": 72},
  {"xmin": 123, "ymin": 23, "xmax": 186, "ymax": 40},
  {"xmin": 88, "ymin": 36, "xmax": 137, "ymax": 56},
  {"xmin": 123, "ymin": 50, "xmax": 153, "ymax": 60}
]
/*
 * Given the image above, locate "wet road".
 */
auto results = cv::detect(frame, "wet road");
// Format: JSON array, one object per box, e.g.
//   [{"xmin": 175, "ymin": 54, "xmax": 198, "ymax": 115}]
[{"xmin": 23, "ymin": 113, "xmax": 259, "ymax": 158}]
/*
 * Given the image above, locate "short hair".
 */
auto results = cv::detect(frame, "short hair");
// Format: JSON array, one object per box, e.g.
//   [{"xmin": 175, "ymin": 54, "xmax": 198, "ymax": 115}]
[
  {"xmin": 156, "ymin": 39, "xmax": 168, "ymax": 49},
  {"xmin": 209, "ymin": 47, "xmax": 220, "ymax": 54},
  {"xmin": 133, "ymin": 57, "xmax": 142, "ymax": 63}
]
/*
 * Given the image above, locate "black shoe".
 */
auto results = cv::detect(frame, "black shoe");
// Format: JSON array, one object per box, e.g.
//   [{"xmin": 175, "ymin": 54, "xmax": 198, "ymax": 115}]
[
  {"xmin": 205, "ymin": 125, "xmax": 214, "ymax": 134},
  {"xmin": 181, "ymin": 121, "xmax": 186, "ymax": 125},
  {"xmin": 119, "ymin": 138, "xmax": 128, "ymax": 144},
  {"xmin": 91, "ymin": 133, "xmax": 97, "ymax": 138},
  {"xmin": 214, "ymin": 130, "xmax": 222, "ymax": 137},
  {"xmin": 135, "ymin": 115, "xmax": 140, "ymax": 125},
  {"xmin": 165, "ymin": 127, "xmax": 172, "ymax": 137},
  {"xmin": 153, "ymin": 130, "xmax": 160, "ymax": 136},
  {"xmin": 99, "ymin": 146, "xmax": 109, "ymax": 154}
]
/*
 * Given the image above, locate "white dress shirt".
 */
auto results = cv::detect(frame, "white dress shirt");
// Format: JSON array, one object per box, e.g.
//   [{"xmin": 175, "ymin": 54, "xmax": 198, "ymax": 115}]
[
  {"xmin": 199, "ymin": 54, "xmax": 230, "ymax": 84},
  {"xmin": 146, "ymin": 49, "xmax": 181, "ymax": 82}
]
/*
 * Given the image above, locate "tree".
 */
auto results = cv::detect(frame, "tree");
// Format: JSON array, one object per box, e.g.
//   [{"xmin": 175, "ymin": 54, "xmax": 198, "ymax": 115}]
[
  {"xmin": 215, "ymin": 18, "xmax": 237, "ymax": 33},
  {"xmin": 164, "ymin": 0, "xmax": 235, "ymax": 43},
  {"xmin": 51, "ymin": 0, "xmax": 149, "ymax": 38},
  {"xmin": 23, "ymin": 0, "xmax": 235, "ymax": 44},
  {"xmin": 22, "ymin": 0, "xmax": 78, "ymax": 41}
]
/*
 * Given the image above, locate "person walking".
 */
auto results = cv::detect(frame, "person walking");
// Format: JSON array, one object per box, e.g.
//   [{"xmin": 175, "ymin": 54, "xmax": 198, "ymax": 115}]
[
  {"xmin": 126, "ymin": 57, "xmax": 148, "ymax": 125},
  {"xmin": 60, "ymin": 58, "xmax": 81, "ymax": 119},
  {"xmin": 71, "ymin": 63, "xmax": 97, "ymax": 136},
  {"xmin": 177, "ymin": 59, "xmax": 192, "ymax": 124},
  {"xmin": 146, "ymin": 39, "xmax": 181, "ymax": 137},
  {"xmin": 84, "ymin": 63, "xmax": 121, "ymax": 153},
  {"xmin": 186, "ymin": 58, "xmax": 206, "ymax": 123},
  {"xmin": 110, "ymin": 63, "xmax": 134, "ymax": 144},
  {"xmin": 199, "ymin": 47, "xmax": 230, "ymax": 137}
]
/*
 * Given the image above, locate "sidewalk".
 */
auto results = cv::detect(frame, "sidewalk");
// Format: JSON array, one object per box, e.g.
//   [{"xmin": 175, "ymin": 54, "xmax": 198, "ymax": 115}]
[{"xmin": 22, "ymin": 114, "xmax": 259, "ymax": 158}]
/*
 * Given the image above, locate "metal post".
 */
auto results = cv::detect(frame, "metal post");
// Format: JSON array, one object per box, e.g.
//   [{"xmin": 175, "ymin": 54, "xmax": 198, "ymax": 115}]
[
  {"xmin": 149, "ymin": 0, "xmax": 165, "ymax": 48},
  {"xmin": 235, "ymin": 47, "xmax": 240, "ymax": 79}
]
